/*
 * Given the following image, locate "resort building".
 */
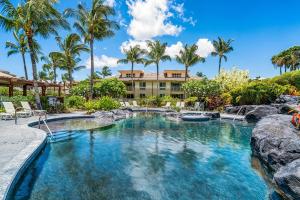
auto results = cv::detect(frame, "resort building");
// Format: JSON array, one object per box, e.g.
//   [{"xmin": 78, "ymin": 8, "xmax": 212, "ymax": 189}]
[{"xmin": 118, "ymin": 70, "xmax": 200, "ymax": 99}]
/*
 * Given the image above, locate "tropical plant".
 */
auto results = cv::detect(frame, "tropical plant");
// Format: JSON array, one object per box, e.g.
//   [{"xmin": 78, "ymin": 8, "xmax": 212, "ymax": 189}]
[
  {"xmin": 271, "ymin": 46, "xmax": 300, "ymax": 74},
  {"xmin": 118, "ymin": 45, "xmax": 146, "ymax": 91},
  {"xmin": 96, "ymin": 66, "xmax": 112, "ymax": 78},
  {"xmin": 196, "ymin": 72, "xmax": 207, "ymax": 79},
  {"xmin": 230, "ymin": 81, "xmax": 287, "ymax": 105},
  {"xmin": 65, "ymin": 0, "xmax": 119, "ymax": 99},
  {"xmin": 5, "ymin": 31, "xmax": 29, "ymax": 79},
  {"xmin": 214, "ymin": 67, "xmax": 249, "ymax": 92},
  {"xmin": 176, "ymin": 44, "xmax": 205, "ymax": 82},
  {"xmin": 0, "ymin": 0, "xmax": 69, "ymax": 109},
  {"xmin": 84, "ymin": 96, "xmax": 120, "ymax": 112},
  {"xmin": 41, "ymin": 52, "xmax": 63, "ymax": 84},
  {"xmin": 211, "ymin": 37, "xmax": 234, "ymax": 74},
  {"xmin": 145, "ymin": 40, "xmax": 171, "ymax": 95},
  {"xmin": 56, "ymin": 33, "xmax": 89, "ymax": 87},
  {"xmin": 182, "ymin": 79, "xmax": 221, "ymax": 101},
  {"xmin": 65, "ymin": 95, "xmax": 86, "ymax": 109}
]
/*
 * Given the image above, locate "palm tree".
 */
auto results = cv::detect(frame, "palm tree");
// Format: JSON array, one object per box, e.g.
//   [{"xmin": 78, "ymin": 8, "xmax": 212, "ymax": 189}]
[
  {"xmin": 41, "ymin": 52, "xmax": 62, "ymax": 84},
  {"xmin": 96, "ymin": 66, "xmax": 112, "ymax": 79},
  {"xmin": 211, "ymin": 37, "xmax": 234, "ymax": 74},
  {"xmin": 0, "ymin": 0, "xmax": 69, "ymax": 109},
  {"xmin": 5, "ymin": 31, "xmax": 29, "ymax": 79},
  {"xmin": 271, "ymin": 55, "xmax": 284, "ymax": 75},
  {"xmin": 56, "ymin": 34, "xmax": 89, "ymax": 87},
  {"xmin": 118, "ymin": 45, "xmax": 146, "ymax": 92},
  {"xmin": 65, "ymin": 0, "xmax": 119, "ymax": 99},
  {"xmin": 176, "ymin": 44, "xmax": 205, "ymax": 82},
  {"xmin": 145, "ymin": 41, "xmax": 171, "ymax": 95}
]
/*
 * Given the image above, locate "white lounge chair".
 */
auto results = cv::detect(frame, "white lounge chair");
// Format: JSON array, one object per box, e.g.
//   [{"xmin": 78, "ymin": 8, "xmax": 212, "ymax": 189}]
[
  {"xmin": 20, "ymin": 101, "xmax": 46, "ymax": 116},
  {"xmin": 125, "ymin": 102, "xmax": 131, "ymax": 107},
  {"xmin": 132, "ymin": 101, "xmax": 139, "ymax": 107},
  {"xmin": 180, "ymin": 102, "xmax": 185, "ymax": 109},
  {"xmin": 193, "ymin": 102, "xmax": 204, "ymax": 111},
  {"xmin": 175, "ymin": 102, "xmax": 181, "ymax": 108},
  {"xmin": 120, "ymin": 102, "xmax": 126, "ymax": 107},
  {"xmin": 0, "ymin": 102, "xmax": 29, "ymax": 120},
  {"xmin": 162, "ymin": 102, "xmax": 171, "ymax": 108}
]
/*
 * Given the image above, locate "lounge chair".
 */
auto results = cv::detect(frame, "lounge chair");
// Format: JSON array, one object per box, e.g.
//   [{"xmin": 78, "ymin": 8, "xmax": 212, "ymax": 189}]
[
  {"xmin": 0, "ymin": 102, "xmax": 30, "ymax": 120},
  {"xmin": 125, "ymin": 102, "xmax": 132, "ymax": 107},
  {"xmin": 132, "ymin": 101, "xmax": 139, "ymax": 107},
  {"xmin": 162, "ymin": 102, "xmax": 171, "ymax": 108},
  {"xmin": 180, "ymin": 102, "xmax": 185, "ymax": 109},
  {"xmin": 120, "ymin": 102, "xmax": 126, "ymax": 107},
  {"xmin": 175, "ymin": 102, "xmax": 181, "ymax": 108},
  {"xmin": 21, "ymin": 101, "xmax": 46, "ymax": 116}
]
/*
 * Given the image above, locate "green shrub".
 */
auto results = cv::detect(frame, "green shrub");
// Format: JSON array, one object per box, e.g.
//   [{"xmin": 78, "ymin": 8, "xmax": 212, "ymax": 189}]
[
  {"xmin": 269, "ymin": 70, "xmax": 300, "ymax": 90},
  {"xmin": 183, "ymin": 79, "xmax": 221, "ymax": 101},
  {"xmin": 184, "ymin": 97, "xmax": 198, "ymax": 106},
  {"xmin": 161, "ymin": 95, "xmax": 178, "ymax": 106},
  {"xmin": 230, "ymin": 81, "xmax": 286, "ymax": 105},
  {"xmin": 220, "ymin": 92, "xmax": 233, "ymax": 105},
  {"xmin": 84, "ymin": 96, "xmax": 120, "ymax": 112},
  {"xmin": 65, "ymin": 95, "xmax": 86, "ymax": 109},
  {"xmin": 71, "ymin": 78, "xmax": 126, "ymax": 98},
  {"xmin": 140, "ymin": 96, "xmax": 162, "ymax": 107}
]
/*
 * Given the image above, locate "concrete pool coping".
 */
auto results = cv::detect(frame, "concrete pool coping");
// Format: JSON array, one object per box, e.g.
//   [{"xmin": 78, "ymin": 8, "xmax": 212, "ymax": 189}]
[{"xmin": 0, "ymin": 114, "xmax": 98, "ymax": 200}]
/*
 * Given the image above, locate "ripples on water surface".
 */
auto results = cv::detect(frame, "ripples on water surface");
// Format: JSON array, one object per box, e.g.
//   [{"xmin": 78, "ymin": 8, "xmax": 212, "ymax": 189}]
[{"xmin": 12, "ymin": 113, "xmax": 275, "ymax": 200}]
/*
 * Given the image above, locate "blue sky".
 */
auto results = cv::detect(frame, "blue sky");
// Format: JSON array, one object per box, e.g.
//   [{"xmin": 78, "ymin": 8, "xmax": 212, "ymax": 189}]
[{"xmin": 1, "ymin": 0, "xmax": 300, "ymax": 81}]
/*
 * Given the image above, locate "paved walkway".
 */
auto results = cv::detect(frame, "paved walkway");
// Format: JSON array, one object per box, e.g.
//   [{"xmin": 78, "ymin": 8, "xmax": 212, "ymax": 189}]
[{"xmin": 0, "ymin": 112, "xmax": 88, "ymax": 200}]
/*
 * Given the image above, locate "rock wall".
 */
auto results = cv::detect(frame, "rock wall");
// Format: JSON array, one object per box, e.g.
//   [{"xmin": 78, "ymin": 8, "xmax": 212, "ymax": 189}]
[{"xmin": 251, "ymin": 114, "xmax": 300, "ymax": 199}]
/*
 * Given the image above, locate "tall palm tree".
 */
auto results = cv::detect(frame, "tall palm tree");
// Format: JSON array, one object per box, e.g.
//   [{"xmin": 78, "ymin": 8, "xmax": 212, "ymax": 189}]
[
  {"xmin": 176, "ymin": 44, "xmax": 205, "ymax": 82},
  {"xmin": 211, "ymin": 37, "xmax": 234, "ymax": 74},
  {"xmin": 5, "ymin": 31, "xmax": 29, "ymax": 79},
  {"xmin": 145, "ymin": 41, "xmax": 171, "ymax": 95},
  {"xmin": 41, "ymin": 52, "xmax": 62, "ymax": 84},
  {"xmin": 96, "ymin": 66, "xmax": 112, "ymax": 79},
  {"xmin": 0, "ymin": 0, "xmax": 69, "ymax": 109},
  {"xmin": 56, "ymin": 33, "xmax": 89, "ymax": 87},
  {"xmin": 118, "ymin": 45, "xmax": 146, "ymax": 92},
  {"xmin": 65, "ymin": 0, "xmax": 119, "ymax": 99}
]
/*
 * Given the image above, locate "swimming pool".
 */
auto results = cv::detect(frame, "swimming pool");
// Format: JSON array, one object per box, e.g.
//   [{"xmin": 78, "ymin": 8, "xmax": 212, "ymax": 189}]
[{"xmin": 11, "ymin": 113, "xmax": 277, "ymax": 200}]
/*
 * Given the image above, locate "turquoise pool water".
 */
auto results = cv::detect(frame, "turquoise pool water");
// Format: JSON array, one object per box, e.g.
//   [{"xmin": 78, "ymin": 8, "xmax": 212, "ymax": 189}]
[{"xmin": 12, "ymin": 114, "xmax": 274, "ymax": 200}]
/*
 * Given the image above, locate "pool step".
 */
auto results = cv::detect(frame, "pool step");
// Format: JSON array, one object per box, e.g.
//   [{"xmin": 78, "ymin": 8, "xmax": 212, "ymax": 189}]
[{"xmin": 49, "ymin": 131, "xmax": 83, "ymax": 143}]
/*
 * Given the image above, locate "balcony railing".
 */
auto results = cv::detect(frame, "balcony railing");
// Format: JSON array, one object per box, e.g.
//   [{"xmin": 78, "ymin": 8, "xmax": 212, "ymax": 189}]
[{"xmin": 171, "ymin": 87, "xmax": 182, "ymax": 91}]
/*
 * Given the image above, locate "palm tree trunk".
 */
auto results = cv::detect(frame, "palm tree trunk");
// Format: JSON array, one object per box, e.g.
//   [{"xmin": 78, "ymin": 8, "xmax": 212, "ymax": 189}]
[
  {"xmin": 54, "ymin": 67, "xmax": 57, "ymax": 84},
  {"xmin": 285, "ymin": 66, "xmax": 287, "ymax": 73},
  {"xmin": 218, "ymin": 56, "xmax": 222, "ymax": 74},
  {"xmin": 68, "ymin": 69, "xmax": 72, "ymax": 89},
  {"xmin": 21, "ymin": 53, "xmax": 28, "ymax": 80},
  {"xmin": 89, "ymin": 37, "xmax": 94, "ymax": 100},
  {"xmin": 27, "ymin": 34, "xmax": 42, "ymax": 110},
  {"xmin": 156, "ymin": 62, "xmax": 159, "ymax": 97},
  {"xmin": 185, "ymin": 65, "xmax": 188, "ymax": 82},
  {"xmin": 280, "ymin": 67, "xmax": 282, "ymax": 75},
  {"xmin": 131, "ymin": 62, "xmax": 134, "ymax": 94}
]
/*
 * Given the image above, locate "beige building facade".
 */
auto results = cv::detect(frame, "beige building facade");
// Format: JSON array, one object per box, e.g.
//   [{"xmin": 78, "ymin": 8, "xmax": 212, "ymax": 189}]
[{"xmin": 118, "ymin": 70, "xmax": 200, "ymax": 99}]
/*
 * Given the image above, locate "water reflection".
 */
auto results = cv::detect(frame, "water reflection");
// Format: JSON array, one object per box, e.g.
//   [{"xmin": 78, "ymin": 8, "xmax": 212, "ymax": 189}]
[{"xmin": 12, "ymin": 113, "xmax": 271, "ymax": 200}]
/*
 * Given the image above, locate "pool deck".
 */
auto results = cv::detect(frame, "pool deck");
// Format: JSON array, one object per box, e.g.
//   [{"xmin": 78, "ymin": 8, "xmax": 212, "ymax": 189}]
[{"xmin": 0, "ymin": 112, "xmax": 89, "ymax": 200}]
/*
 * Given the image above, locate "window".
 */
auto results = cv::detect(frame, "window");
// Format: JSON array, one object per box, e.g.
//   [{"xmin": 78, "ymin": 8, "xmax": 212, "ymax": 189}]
[
  {"xmin": 126, "ymin": 73, "xmax": 135, "ymax": 78},
  {"xmin": 160, "ymin": 82, "xmax": 166, "ymax": 90},
  {"xmin": 140, "ymin": 94, "xmax": 146, "ymax": 98},
  {"xmin": 126, "ymin": 94, "xmax": 134, "ymax": 99},
  {"xmin": 171, "ymin": 83, "xmax": 182, "ymax": 91},
  {"xmin": 139, "ymin": 82, "xmax": 146, "ymax": 90},
  {"xmin": 172, "ymin": 73, "xmax": 182, "ymax": 78},
  {"xmin": 126, "ymin": 83, "xmax": 135, "ymax": 91},
  {"xmin": 160, "ymin": 94, "xmax": 165, "ymax": 98}
]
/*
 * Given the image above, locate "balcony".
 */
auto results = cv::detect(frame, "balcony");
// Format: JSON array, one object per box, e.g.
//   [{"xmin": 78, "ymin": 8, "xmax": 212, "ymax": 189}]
[
  {"xmin": 126, "ymin": 86, "xmax": 134, "ymax": 91},
  {"xmin": 171, "ymin": 87, "xmax": 182, "ymax": 92}
]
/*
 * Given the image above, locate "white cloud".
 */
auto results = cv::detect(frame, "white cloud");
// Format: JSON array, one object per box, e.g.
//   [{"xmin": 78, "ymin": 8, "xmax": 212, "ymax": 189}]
[
  {"xmin": 104, "ymin": 0, "xmax": 115, "ymax": 7},
  {"xmin": 86, "ymin": 55, "xmax": 119, "ymax": 68},
  {"xmin": 196, "ymin": 39, "xmax": 215, "ymax": 58},
  {"xmin": 120, "ymin": 39, "xmax": 150, "ymax": 54},
  {"xmin": 165, "ymin": 41, "xmax": 184, "ymax": 58},
  {"xmin": 126, "ymin": 0, "xmax": 183, "ymax": 40},
  {"xmin": 172, "ymin": 3, "xmax": 197, "ymax": 26}
]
